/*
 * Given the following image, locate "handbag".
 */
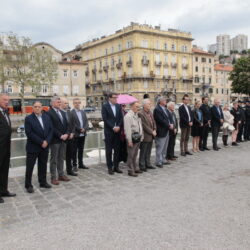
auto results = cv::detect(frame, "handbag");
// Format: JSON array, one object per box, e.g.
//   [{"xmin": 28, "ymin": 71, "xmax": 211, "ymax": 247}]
[{"xmin": 132, "ymin": 132, "xmax": 141, "ymax": 143}]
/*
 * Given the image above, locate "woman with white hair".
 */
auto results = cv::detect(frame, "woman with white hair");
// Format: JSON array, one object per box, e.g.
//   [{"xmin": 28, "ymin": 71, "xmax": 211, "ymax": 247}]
[{"xmin": 222, "ymin": 103, "xmax": 235, "ymax": 146}]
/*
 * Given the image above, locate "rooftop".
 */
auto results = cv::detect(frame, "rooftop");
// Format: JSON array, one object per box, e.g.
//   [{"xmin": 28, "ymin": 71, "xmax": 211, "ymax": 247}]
[{"xmin": 214, "ymin": 64, "xmax": 233, "ymax": 72}]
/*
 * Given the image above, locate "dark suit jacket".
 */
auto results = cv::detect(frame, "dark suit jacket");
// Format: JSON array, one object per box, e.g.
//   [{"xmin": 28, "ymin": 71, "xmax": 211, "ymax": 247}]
[
  {"xmin": 153, "ymin": 104, "xmax": 172, "ymax": 138},
  {"xmin": 192, "ymin": 108, "xmax": 203, "ymax": 127},
  {"xmin": 62, "ymin": 110, "xmax": 75, "ymax": 135},
  {"xmin": 0, "ymin": 110, "xmax": 11, "ymax": 148},
  {"xmin": 211, "ymin": 105, "xmax": 224, "ymax": 127},
  {"xmin": 179, "ymin": 104, "xmax": 193, "ymax": 128},
  {"xmin": 25, "ymin": 113, "xmax": 53, "ymax": 153},
  {"xmin": 138, "ymin": 109, "xmax": 156, "ymax": 142},
  {"xmin": 101, "ymin": 102, "xmax": 123, "ymax": 136},
  {"xmin": 46, "ymin": 108, "xmax": 68, "ymax": 144},
  {"xmin": 71, "ymin": 109, "xmax": 89, "ymax": 137},
  {"xmin": 169, "ymin": 110, "xmax": 178, "ymax": 135},
  {"xmin": 200, "ymin": 103, "xmax": 211, "ymax": 124}
]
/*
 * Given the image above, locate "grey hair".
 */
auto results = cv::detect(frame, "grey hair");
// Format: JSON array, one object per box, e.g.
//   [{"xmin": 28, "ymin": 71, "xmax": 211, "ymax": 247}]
[
  {"xmin": 73, "ymin": 97, "xmax": 80, "ymax": 102},
  {"xmin": 167, "ymin": 101, "xmax": 175, "ymax": 108},
  {"xmin": 50, "ymin": 96, "xmax": 60, "ymax": 105},
  {"xmin": 142, "ymin": 98, "xmax": 150, "ymax": 106},
  {"xmin": 157, "ymin": 96, "xmax": 167, "ymax": 104}
]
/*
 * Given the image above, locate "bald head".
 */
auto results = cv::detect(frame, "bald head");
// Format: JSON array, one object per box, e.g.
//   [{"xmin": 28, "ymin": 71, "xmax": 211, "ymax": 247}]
[
  {"xmin": 214, "ymin": 99, "xmax": 220, "ymax": 107},
  {"xmin": 0, "ymin": 93, "xmax": 9, "ymax": 110},
  {"xmin": 60, "ymin": 98, "xmax": 69, "ymax": 111}
]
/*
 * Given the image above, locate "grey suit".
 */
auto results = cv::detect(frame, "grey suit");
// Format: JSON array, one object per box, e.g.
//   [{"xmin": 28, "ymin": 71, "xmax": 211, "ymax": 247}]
[{"xmin": 71, "ymin": 109, "xmax": 89, "ymax": 168}]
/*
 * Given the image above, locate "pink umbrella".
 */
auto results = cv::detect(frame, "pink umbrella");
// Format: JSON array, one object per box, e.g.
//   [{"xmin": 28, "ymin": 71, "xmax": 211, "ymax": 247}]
[{"xmin": 117, "ymin": 94, "xmax": 138, "ymax": 104}]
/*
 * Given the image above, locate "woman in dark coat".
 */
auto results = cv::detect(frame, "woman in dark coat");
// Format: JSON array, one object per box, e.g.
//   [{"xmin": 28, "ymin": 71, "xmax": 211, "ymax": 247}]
[
  {"xmin": 191, "ymin": 100, "xmax": 203, "ymax": 152},
  {"xmin": 230, "ymin": 102, "xmax": 242, "ymax": 146}
]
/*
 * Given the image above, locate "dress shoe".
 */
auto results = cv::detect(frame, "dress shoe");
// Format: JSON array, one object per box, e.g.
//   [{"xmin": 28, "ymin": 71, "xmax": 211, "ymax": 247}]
[
  {"xmin": 181, "ymin": 152, "xmax": 186, "ymax": 156},
  {"xmin": 169, "ymin": 158, "xmax": 176, "ymax": 161},
  {"xmin": 114, "ymin": 168, "xmax": 123, "ymax": 174},
  {"xmin": 108, "ymin": 169, "xmax": 114, "ymax": 175},
  {"xmin": 141, "ymin": 168, "xmax": 147, "ymax": 172},
  {"xmin": 147, "ymin": 165, "xmax": 156, "ymax": 169},
  {"xmin": 204, "ymin": 147, "xmax": 210, "ymax": 151},
  {"xmin": 213, "ymin": 148, "xmax": 219, "ymax": 151},
  {"xmin": 1, "ymin": 191, "xmax": 16, "ymax": 197},
  {"xmin": 128, "ymin": 172, "xmax": 138, "ymax": 177},
  {"xmin": 73, "ymin": 167, "xmax": 78, "ymax": 172},
  {"xmin": 156, "ymin": 164, "xmax": 163, "ymax": 168},
  {"xmin": 79, "ymin": 164, "xmax": 89, "ymax": 169},
  {"xmin": 185, "ymin": 151, "xmax": 193, "ymax": 155},
  {"xmin": 173, "ymin": 156, "xmax": 178, "ymax": 158},
  {"xmin": 135, "ymin": 170, "xmax": 143, "ymax": 174},
  {"xmin": 163, "ymin": 161, "xmax": 171, "ymax": 165},
  {"xmin": 232, "ymin": 142, "xmax": 239, "ymax": 146},
  {"xmin": 217, "ymin": 147, "xmax": 221, "ymax": 150},
  {"xmin": 0, "ymin": 197, "xmax": 4, "ymax": 203},
  {"xmin": 58, "ymin": 176, "xmax": 70, "ymax": 182},
  {"xmin": 26, "ymin": 186, "xmax": 34, "ymax": 193},
  {"xmin": 51, "ymin": 179, "xmax": 60, "ymax": 185},
  {"xmin": 40, "ymin": 183, "xmax": 52, "ymax": 188},
  {"xmin": 67, "ymin": 171, "xmax": 78, "ymax": 176},
  {"xmin": 199, "ymin": 148, "xmax": 204, "ymax": 151}
]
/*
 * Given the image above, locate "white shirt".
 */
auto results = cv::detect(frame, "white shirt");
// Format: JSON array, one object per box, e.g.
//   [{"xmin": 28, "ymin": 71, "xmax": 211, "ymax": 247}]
[
  {"xmin": 0, "ymin": 107, "xmax": 10, "ymax": 125},
  {"xmin": 109, "ymin": 102, "xmax": 116, "ymax": 117},
  {"xmin": 75, "ymin": 109, "xmax": 84, "ymax": 137},
  {"xmin": 35, "ymin": 114, "xmax": 44, "ymax": 129},
  {"xmin": 183, "ymin": 104, "xmax": 191, "ymax": 122}
]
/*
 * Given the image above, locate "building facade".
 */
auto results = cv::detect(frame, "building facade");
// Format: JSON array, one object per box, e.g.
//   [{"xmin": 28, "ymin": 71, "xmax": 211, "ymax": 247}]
[
  {"xmin": 64, "ymin": 23, "xmax": 194, "ymax": 107},
  {"xmin": 192, "ymin": 47, "xmax": 215, "ymax": 102},
  {"xmin": 230, "ymin": 34, "xmax": 248, "ymax": 53},
  {"xmin": 216, "ymin": 34, "xmax": 231, "ymax": 56}
]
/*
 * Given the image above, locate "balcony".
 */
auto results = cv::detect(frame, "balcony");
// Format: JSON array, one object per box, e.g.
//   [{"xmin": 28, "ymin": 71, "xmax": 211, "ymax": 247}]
[
  {"xmin": 126, "ymin": 60, "xmax": 133, "ymax": 67},
  {"xmin": 103, "ymin": 65, "xmax": 109, "ymax": 72},
  {"xmin": 155, "ymin": 61, "xmax": 162, "ymax": 67},
  {"xmin": 85, "ymin": 68, "xmax": 90, "ymax": 76},
  {"xmin": 92, "ymin": 68, "xmax": 97, "ymax": 73},
  {"xmin": 98, "ymin": 68, "xmax": 103, "ymax": 73},
  {"xmin": 163, "ymin": 62, "xmax": 169, "ymax": 67},
  {"xmin": 141, "ymin": 59, "xmax": 149, "ymax": 66},
  {"xmin": 182, "ymin": 63, "xmax": 188, "ymax": 69},
  {"xmin": 163, "ymin": 75, "xmax": 171, "ymax": 80},
  {"xmin": 171, "ymin": 62, "xmax": 177, "ymax": 68},
  {"xmin": 116, "ymin": 62, "xmax": 122, "ymax": 69}
]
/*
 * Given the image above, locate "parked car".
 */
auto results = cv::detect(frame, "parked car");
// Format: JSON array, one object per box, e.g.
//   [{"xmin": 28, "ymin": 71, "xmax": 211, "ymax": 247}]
[{"xmin": 84, "ymin": 107, "xmax": 96, "ymax": 113}]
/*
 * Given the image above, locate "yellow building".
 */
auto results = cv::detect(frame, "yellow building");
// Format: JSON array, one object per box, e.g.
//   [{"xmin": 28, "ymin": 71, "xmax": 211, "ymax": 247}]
[
  {"xmin": 192, "ymin": 47, "xmax": 215, "ymax": 102},
  {"xmin": 64, "ymin": 23, "xmax": 194, "ymax": 107}
]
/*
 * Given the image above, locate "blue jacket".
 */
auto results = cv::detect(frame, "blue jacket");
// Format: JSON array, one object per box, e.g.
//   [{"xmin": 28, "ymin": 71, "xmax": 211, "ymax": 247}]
[{"xmin": 25, "ymin": 113, "xmax": 53, "ymax": 153}]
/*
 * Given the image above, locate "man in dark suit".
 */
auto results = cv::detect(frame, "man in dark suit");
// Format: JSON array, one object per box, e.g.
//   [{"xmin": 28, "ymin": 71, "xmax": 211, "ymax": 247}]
[
  {"xmin": 60, "ymin": 98, "xmax": 77, "ymax": 176},
  {"xmin": 199, "ymin": 96, "xmax": 211, "ymax": 151},
  {"xmin": 24, "ymin": 101, "xmax": 53, "ymax": 193},
  {"xmin": 167, "ymin": 101, "xmax": 178, "ymax": 161},
  {"xmin": 178, "ymin": 94, "xmax": 193, "ymax": 156},
  {"xmin": 210, "ymin": 99, "xmax": 224, "ymax": 151},
  {"xmin": 0, "ymin": 93, "xmax": 16, "ymax": 203},
  {"xmin": 71, "ymin": 98, "xmax": 89, "ymax": 171},
  {"xmin": 46, "ymin": 96, "xmax": 70, "ymax": 185},
  {"xmin": 101, "ymin": 92, "xmax": 123, "ymax": 175},
  {"xmin": 153, "ymin": 97, "xmax": 173, "ymax": 167}
]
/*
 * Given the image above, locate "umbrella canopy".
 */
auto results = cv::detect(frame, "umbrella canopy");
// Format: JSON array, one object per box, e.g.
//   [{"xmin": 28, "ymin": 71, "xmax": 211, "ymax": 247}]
[{"xmin": 117, "ymin": 94, "xmax": 138, "ymax": 104}]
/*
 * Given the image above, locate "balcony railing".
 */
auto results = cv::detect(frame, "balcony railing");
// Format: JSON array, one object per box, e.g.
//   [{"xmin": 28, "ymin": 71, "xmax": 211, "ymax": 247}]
[
  {"xmin": 171, "ymin": 62, "xmax": 177, "ymax": 68},
  {"xmin": 126, "ymin": 60, "xmax": 133, "ymax": 67},
  {"xmin": 116, "ymin": 62, "xmax": 122, "ymax": 69},
  {"xmin": 85, "ymin": 68, "xmax": 90, "ymax": 76},
  {"xmin": 92, "ymin": 68, "xmax": 97, "ymax": 73},
  {"xmin": 155, "ymin": 61, "xmax": 162, "ymax": 67},
  {"xmin": 163, "ymin": 62, "xmax": 169, "ymax": 67},
  {"xmin": 103, "ymin": 65, "xmax": 109, "ymax": 72},
  {"xmin": 182, "ymin": 63, "xmax": 188, "ymax": 69},
  {"xmin": 141, "ymin": 59, "xmax": 149, "ymax": 66}
]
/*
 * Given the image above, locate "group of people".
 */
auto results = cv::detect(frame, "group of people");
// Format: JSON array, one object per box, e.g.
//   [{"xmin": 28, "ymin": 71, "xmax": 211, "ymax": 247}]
[{"xmin": 0, "ymin": 91, "xmax": 250, "ymax": 203}]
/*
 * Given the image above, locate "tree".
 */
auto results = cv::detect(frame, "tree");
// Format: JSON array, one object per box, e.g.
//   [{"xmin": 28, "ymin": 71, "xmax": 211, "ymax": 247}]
[
  {"xmin": 230, "ymin": 56, "xmax": 250, "ymax": 95},
  {"xmin": 0, "ymin": 33, "xmax": 58, "ymax": 113}
]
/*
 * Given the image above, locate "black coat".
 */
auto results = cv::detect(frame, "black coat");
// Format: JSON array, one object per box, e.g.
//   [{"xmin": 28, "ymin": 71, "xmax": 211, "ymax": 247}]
[
  {"xmin": 210, "ymin": 105, "xmax": 224, "ymax": 127},
  {"xmin": 200, "ymin": 103, "xmax": 211, "ymax": 124},
  {"xmin": 71, "ymin": 109, "xmax": 89, "ymax": 137},
  {"xmin": 153, "ymin": 104, "xmax": 172, "ymax": 138},
  {"xmin": 25, "ymin": 113, "xmax": 53, "ymax": 153},
  {"xmin": 178, "ymin": 104, "xmax": 193, "ymax": 128},
  {"xmin": 0, "ymin": 110, "xmax": 11, "ymax": 147},
  {"xmin": 46, "ymin": 108, "xmax": 69, "ymax": 144},
  {"xmin": 101, "ymin": 102, "xmax": 123, "ymax": 136}
]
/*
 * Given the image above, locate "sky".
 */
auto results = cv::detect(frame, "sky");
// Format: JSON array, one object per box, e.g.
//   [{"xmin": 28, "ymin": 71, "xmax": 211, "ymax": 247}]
[{"xmin": 0, "ymin": 0, "xmax": 249, "ymax": 52}]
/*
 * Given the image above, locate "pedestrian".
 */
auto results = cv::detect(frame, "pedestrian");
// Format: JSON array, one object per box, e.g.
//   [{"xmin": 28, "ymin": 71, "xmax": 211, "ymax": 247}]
[
  {"xmin": 210, "ymin": 99, "xmax": 224, "ymax": 151},
  {"xmin": 101, "ymin": 92, "xmax": 123, "ymax": 175},
  {"xmin": 153, "ymin": 97, "xmax": 173, "ymax": 167},
  {"xmin": 222, "ymin": 103, "xmax": 235, "ymax": 147},
  {"xmin": 47, "ymin": 96, "xmax": 70, "ymax": 185},
  {"xmin": 237, "ymin": 101, "xmax": 245, "ymax": 142},
  {"xmin": 124, "ymin": 102, "xmax": 144, "ymax": 177},
  {"xmin": 199, "ymin": 96, "xmax": 211, "ymax": 151},
  {"xmin": 230, "ymin": 102, "xmax": 242, "ymax": 146},
  {"xmin": 166, "ymin": 102, "xmax": 178, "ymax": 161},
  {"xmin": 191, "ymin": 101, "xmax": 203, "ymax": 153},
  {"xmin": 60, "ymin": 98, "xmax": 77, "ymax": 176},
  {"xmin": 24, "ymin": 101, "xmax": 53, "ymax": 193},
  {"xmin": 0, "ymin": 93, "xmax": 16, "ymax": 203},
  {"xmin": 178, "ymin": 94, "xmax": 193, "ymax": 156},
  {"xmin": 71, "ymin": 98, "xmax": 89, "ymax": 171},
  {"xmin": 138, "ymin": 99, "xmax": 156, "ymax": 172},
  {"xmin": 244, "ymin": 101, "xmax": 250, "ymax": 141}
]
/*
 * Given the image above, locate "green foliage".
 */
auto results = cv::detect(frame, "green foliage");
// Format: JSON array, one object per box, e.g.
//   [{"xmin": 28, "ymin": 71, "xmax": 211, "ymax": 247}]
[{"xmin": 230, "ymin": 56, "xmax": 250, "ymax": 95}]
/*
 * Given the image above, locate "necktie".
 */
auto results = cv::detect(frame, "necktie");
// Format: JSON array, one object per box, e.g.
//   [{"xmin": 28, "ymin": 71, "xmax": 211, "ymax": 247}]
[{"xmin": 57, "ymin": 110, "xmax": 63, "ymax": 123}]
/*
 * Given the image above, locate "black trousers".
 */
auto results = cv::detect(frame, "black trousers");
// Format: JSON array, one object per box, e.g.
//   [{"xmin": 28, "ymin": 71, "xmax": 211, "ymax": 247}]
[
  {"xmin": 0, "ymin": 138, "xmax": 11, "ymax": 193},
  {"xmin": 237, "ymin": 122, "xmax": 244, "ymax": 141},
  {"xmin": 66, "ymin": 139, "xmax": 74, "ymax": 173},
  {"xmin": 211, "ymin": 126, "xmax": 220, "ymax": 149},
  {"xmin": 167, "ymin": 133, "xmax": 177, "ymax": 159},
  {"xmin": 200, "ymin": 124, "xmax": 209, "ymax": 149},
  {"xmin": 244, "ymin": 121, "xmax": 250, "ymax": 140},
  {"xmin": 72, "ymin": 136, "xmax": 86, "ymax": 167},
  {"xmin": 25, "ymin": 150, "xmax": 48, "ymax": 188},
  {"xmin": 139, "ymin": 141, "xmax": 153, "ymax": 170},
  {"xmin": 104, "ymin": 132, "xmax": 120, "ymax": 170}
]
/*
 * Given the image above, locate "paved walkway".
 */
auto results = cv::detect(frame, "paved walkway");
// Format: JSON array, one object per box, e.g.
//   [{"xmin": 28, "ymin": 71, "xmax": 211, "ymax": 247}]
[{"xmin": 0, "ymin": 143, "xmax": 250, "ymax": 250}]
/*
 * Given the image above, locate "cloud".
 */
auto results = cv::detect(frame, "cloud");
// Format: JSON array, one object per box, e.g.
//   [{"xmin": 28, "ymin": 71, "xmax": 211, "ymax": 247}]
[{"xmin": 0, "ymin": 0, "xmax": 249, "ymax": 51}]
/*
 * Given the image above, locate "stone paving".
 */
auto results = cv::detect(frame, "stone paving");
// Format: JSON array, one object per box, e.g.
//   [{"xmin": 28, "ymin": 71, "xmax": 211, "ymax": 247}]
[{"xmin": 0, "ymin": 142, "xmax": 250, "ymax": 250}]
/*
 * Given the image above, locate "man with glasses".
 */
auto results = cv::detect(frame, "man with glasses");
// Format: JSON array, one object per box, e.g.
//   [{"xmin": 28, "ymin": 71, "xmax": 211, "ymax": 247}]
[{"xmin": 101, "ymin": 92, "xmax": 123, "ymax": 175}]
